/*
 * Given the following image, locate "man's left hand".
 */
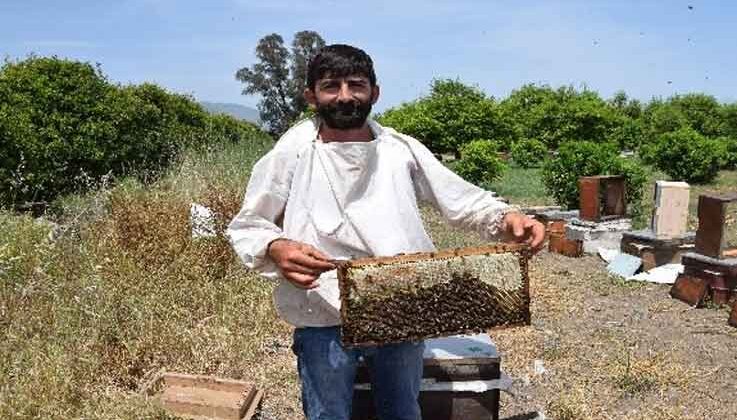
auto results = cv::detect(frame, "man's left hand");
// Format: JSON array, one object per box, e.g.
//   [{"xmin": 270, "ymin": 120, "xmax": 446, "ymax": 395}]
[{"xmin": 501, "ymin": 212, "xmax": 546, "ymax": 253}]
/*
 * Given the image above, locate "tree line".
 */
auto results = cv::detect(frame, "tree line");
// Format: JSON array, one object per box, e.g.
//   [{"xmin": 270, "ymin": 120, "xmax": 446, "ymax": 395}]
[{"xmin": 0, "ymin": 56, "xmax": 269, "ymax": 206}]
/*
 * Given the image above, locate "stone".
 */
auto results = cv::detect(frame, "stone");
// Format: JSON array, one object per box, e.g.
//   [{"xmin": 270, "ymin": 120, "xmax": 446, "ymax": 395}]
[{"xmin": 651, "ymin": 181, "xmax": 690, "ymax": 238}]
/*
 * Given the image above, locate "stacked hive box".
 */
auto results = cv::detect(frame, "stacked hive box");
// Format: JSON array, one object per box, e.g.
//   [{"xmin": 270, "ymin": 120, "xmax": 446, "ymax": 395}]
[
  {"xmin": 351, "ymin": 334, "xmax": 506, "ymax": 420},
  {"xmin": 621, "ymin": 181, "xmax": 695, "ymax": 270},
  {"xmin": 337, "ymin": 244, "xmax": 530, "ymax": 347},
  {"xmin": 672, "ymin": 193, "xmax": 737, "ymax": 326},
  {"xmin": 566, "ymin": 176, "xmax": 632, "ymax": 254}
]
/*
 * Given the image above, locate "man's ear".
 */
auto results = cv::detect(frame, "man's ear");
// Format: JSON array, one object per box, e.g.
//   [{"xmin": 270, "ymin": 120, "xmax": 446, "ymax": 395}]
[
  {"xmin": 304, "ymin": 88, "xmax": 317, "ymax": 108},
  {"xmin": 371, "ymin": 85, "xmax": 381, "ymax": 105}
]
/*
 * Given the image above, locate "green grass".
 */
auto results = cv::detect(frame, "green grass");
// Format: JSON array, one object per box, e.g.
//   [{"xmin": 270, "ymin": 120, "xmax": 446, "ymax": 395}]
[{"xmin": 485, "ymin": 167, "xmax": 556, "ymax": 207}]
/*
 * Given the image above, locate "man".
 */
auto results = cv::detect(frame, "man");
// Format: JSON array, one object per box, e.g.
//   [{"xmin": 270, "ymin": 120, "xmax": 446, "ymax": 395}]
[{"xmin": 228, "ymin": 44, "xmax": 545, "ymax": 420}]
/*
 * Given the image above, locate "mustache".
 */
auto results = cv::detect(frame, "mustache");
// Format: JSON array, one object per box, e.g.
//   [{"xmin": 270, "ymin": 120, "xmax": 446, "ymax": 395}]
[{"xmin": 316, "ymin": 99, "xmax": 372, "ymax": 129}]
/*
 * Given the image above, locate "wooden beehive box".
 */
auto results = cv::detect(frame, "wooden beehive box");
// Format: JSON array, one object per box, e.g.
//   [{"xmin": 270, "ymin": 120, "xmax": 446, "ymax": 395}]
[
  {"xmin": 337, "ymin": 244, "xmax": 531, "ymax": 347},
  {"xmin": 144, "ymin": 372, "xmax": 263, "ymax": 420},
  {"xmin": 351, "ymin": 333, "xmax": 506, "ymax": 420}
]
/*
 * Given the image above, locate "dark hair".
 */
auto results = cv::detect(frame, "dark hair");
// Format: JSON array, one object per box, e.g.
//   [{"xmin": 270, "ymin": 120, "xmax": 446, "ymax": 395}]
[{"xmin": 306, "ymin": 44, "xmax": 376, "ymax": 90}]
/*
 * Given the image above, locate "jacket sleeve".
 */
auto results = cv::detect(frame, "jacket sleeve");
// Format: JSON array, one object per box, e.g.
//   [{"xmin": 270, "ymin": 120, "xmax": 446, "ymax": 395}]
[
  {"xmin": 226, "ymin": 147, "xmax": 293, "ymax": 279},
  {"xmin": 397, "ymin": 133, "xmax": 519, "ymax": 240}
]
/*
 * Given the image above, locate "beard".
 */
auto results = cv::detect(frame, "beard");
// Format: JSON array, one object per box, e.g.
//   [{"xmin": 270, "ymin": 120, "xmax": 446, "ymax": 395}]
[{"xmin": 316, "ymin": 99, "xmax": 373, "ymax": 130}]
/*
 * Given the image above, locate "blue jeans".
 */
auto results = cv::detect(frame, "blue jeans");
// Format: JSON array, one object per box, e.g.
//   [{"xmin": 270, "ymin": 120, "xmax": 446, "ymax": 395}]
[{"xmin": 292, "ymin": 326, "xmax": 424, "ymax": 420}]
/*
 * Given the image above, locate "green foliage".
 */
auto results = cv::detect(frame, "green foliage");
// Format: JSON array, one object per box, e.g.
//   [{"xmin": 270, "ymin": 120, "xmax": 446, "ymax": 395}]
[
  {"xmin": 652, "ymin": 128, "xmax": 722, "ymax": 183},
  {"xmin": 451, "ymin": 139, "xmax": 507, "ymax": 185},
  {"xmin": 0, "ymin": 56, "xmax": 269, "ymax": 206},
  {"xmin": 510, "ymin": 138, "xmax": 547, "ymax": 168},
  {"xmin": 720, "ymin": 103, "xmax": 737, "ymax": 139},
  {"xmin": 542, "ymin": 141, "xmax": 646, "ymax": 211},
  {"xmin": 377, "ymin": 100, "xmax": 443, "ymax": 151},
  {"xmin": 641, "ymin": 94, "xmax": 726, "ymax": 143},
  {"xmin": 379, "ymin": 79, "xmax": 512, "ymax": 156},
  {"xmin": 0, "ymin": 56, "xmax": 114, "ymax": 204},
  {"xmin": 236, "ymin": 31, "xmax": 325, "ymax": 135},
  {"xmin": 608, "ymin": 90, "xmax": 643, "ymax": 120},
  {"xmin": 714, "ymin": 136, "xmax": 737, "ymax": 170},
  {"xmin": 499, "ymin": 84, "xmax": 621, "ymax": 149}
]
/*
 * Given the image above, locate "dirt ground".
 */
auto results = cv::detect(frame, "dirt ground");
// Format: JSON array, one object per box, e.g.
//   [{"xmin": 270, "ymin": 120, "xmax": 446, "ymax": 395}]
[
  {"xmin": 252, "ymin": 207, "xmax": 737, "ymax": 420},
  {"xmin": 495, "ymin": 251, "xmax": 737, "ymax": 420}
]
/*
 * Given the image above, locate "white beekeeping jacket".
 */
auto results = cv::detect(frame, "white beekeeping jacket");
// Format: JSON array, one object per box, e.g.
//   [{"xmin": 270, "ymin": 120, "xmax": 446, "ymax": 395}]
[{"xmin": 227, "ymin": 118, "xmax": 515, "ymax": 327}]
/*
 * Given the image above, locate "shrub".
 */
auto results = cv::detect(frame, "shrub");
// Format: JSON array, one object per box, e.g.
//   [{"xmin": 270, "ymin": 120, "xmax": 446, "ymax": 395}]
[
  {"xmin": 542, "ymin": 141, "xmax": 646, "ymax": 211},
  {"xmin": 510, "ymin": 138, "xmax": 547, "ymax": 168},
  {"xmin": 0, "ymin": 56, "xmax": 269, "ymax": 206},
  {"xmin": 451, "ymin": 139, "xmax": 507, "ymax": 185},
  {"xmin": 378, "ymin": 79, "xmax": 513, "ymax": 156},
  {"xmin": 714, "ymin": 136, "xmax": 737, "ymax": 170},
  {"xmin": 499, "ymin": 84, "xmax": 621, "ymax": 149},
  {"xmin": 652, "ymin": 128, "xmax": 721, "ymax": 184}
]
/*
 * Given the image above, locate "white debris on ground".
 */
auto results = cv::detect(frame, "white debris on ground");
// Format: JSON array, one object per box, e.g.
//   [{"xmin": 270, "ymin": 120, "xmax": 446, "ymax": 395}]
[
  {"xmin": 627, "ymin": 263, "xmax": 684, "ymax": 284},
  {"xmin": 606, "ymin": 253, "xmax": 643, "ymax": 278},
  {"xmin": 597, "ymin": 248, "xmax": 683, "ymax": 284},
  {"xmin": 190, "ymin": 203, "xmax": 216, "ymax": 238},
  {"xmin": 597, "ymin": 247, "xmax": 620, "ymax": 263},
  {"xmin": 533, "ymin": 359, "xmax": 547, "ymax": 376}
]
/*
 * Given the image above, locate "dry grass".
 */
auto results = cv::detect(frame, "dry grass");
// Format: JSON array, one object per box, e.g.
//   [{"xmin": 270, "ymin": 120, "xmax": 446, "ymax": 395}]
[
  {"xmin": 3, "ymin": 145, "xmax": 736, "ymax": 420},
  {"xmin": 0, "ymin": 139, "xmax": 303, "ymax": 419}
]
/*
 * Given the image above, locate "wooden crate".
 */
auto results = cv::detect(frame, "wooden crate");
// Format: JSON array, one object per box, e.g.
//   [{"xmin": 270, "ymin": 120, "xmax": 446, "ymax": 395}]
[
  {"xmin": 351, "ymin": 334, "xmax": 504, "ymax": 420},
  {"xmin": 144, "ymin": 372, "xmax": 263, "ymax": 420},
  {"xmin": 337, "ymin": 244, "xmax": 530, "ymax": 347}
]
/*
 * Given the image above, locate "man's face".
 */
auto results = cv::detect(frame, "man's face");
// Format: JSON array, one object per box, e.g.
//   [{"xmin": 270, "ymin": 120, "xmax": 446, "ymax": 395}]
[{"xmin": 306, "ymin": 75, "xmax": 380, "ymax": 130}]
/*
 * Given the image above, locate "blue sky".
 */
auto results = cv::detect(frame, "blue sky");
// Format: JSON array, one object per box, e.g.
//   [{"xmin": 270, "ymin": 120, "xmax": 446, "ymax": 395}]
[{"xmin": 2, "ymin": 0, "xmax": 735, "ymax": 112}]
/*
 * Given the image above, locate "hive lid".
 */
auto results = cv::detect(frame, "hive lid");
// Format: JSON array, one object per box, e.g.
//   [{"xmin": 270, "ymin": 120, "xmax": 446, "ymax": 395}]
[{"xmin": 423, "ymin": 333, "xmax": 498, "ymax": 360}]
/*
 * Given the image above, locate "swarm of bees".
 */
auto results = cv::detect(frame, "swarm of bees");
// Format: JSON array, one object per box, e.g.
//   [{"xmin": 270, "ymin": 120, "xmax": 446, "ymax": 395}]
[{"xmin": 337, "ymin": 244, "xmax": 531, "ymax": 346}]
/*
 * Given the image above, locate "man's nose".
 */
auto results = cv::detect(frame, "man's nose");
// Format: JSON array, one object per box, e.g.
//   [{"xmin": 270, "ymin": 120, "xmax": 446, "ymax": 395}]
[{"xmin": 337, "ymin": 82, "xmax": 353, "ymax": 101}]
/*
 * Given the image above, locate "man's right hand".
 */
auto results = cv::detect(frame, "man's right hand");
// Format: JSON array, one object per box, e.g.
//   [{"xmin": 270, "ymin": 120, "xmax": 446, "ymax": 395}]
[{"xmin": 267, "ymin": 239, "xmax": 336, "ymax": 289}]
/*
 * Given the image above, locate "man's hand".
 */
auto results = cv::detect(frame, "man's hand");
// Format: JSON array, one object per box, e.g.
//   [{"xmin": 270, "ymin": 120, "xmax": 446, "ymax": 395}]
[
  {"xmin": 267, "ymin": 239, "xmax": 336, "ymax": 289},
  {"xmin": 501, "ymin": 212, "xmax": 546, "ymax": 253}
]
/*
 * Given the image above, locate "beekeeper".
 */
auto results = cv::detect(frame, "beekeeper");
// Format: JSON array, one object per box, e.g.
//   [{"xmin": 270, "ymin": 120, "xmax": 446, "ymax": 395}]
[{"xmin": 228, "ymin": 44, "xmax": 545, "ymax": 420}]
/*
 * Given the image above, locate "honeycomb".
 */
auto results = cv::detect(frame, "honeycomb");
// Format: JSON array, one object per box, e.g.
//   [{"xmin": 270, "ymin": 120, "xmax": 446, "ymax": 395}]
[{"xmin": 337, "ymin": 244, "xmax": 531, "ymax": 346}]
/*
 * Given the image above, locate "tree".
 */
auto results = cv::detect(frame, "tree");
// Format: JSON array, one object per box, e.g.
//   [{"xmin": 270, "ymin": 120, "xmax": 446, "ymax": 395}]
[
  {"xmin": 236, "ymin": 31, "xmax": 325, "ymax": 136},
  {"xmin": 498, "ymin": 84, "xmax": 621, "ymax": 149},
  {"xmin": 378, "ymin": 79, "xmax": 512, "ymax": 156}
]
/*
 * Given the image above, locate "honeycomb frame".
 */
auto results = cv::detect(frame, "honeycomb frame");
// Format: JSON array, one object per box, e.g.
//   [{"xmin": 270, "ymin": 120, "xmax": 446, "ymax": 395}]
[{"xmin": 337, "ymin": 243, "xmax": 531, "ymax": 347}]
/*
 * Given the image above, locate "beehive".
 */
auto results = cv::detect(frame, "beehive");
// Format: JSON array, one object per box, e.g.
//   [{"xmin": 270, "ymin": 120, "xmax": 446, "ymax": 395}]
[{"xmin": 337, "ymin": 244, "xmax": 531, "ymax": 347}]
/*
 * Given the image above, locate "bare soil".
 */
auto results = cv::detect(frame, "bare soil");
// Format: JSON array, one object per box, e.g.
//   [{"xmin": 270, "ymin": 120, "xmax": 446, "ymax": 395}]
[
  {"xmin": 255, "ymin": 207, "xmax": 737, "ymax": 420},
  {"xmin": 495, "ymin": 251, "xmax": 737, "ymax": 420}
]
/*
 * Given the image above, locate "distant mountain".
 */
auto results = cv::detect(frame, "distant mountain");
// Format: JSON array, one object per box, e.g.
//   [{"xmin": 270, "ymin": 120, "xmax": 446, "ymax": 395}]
[{"xmin": 200, "ymin": 101, "xmax": 260, "ymax": 124}]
